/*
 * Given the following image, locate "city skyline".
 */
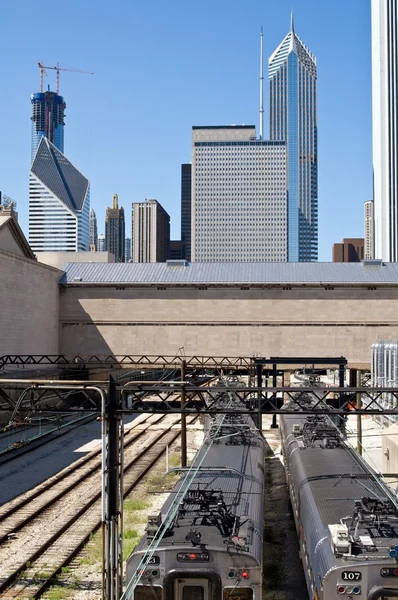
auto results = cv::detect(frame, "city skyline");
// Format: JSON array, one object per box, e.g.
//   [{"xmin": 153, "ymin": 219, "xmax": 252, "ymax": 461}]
[{"xmin": 1, "ymin": 0, "xmax": 371, "ymax": 261}]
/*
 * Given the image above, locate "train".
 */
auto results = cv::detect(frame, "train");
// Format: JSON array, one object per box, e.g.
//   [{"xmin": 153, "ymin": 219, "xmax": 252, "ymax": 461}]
[
  {"xmin": 125, "ymin": 379, "xmax": 265, "ymax": 600},
  {"xmin": 280, "ymin": 388, "xmax": 398, "ymax": 600}
]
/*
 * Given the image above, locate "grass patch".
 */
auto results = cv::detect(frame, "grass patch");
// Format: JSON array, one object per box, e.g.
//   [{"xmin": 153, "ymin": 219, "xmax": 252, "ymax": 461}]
[
  {"xmin": 79, "ymin": 531, "xmax": 102, "ymax": 566},
  {"xmin": 123, "ymin": 537, "xmax": 140, "ymax": 561},
  {"xmin": 124, "ymin": 528, "xmax": 139, "ymax": 539},
  {"xmin": 124, "ymin": 499, "xmax": 149, "ymax": 511},
  {"xmin": 168, "ymin": 452, "xmax": 181, "ymax": 468},
  {"xmin": 42, "ymin": 583, "xmax": 77, "ymax": 600}
]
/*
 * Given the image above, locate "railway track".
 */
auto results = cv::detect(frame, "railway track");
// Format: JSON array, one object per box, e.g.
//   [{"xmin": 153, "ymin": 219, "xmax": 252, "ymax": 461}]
[
  {"xmin": 0, "ymin": 413, "xmax": 98, "ymax": 466},
  {"xmin": 0, "ymin": 413, "xmax": 192, "ymax": 599}
]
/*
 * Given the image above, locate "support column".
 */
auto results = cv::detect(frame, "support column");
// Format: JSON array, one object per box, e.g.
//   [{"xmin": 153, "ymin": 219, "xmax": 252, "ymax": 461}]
[
  {"xmin": 256, "ymin": 363, "xmax": 263, "ymax": 432},
  {"xmin": 356, "ymin": 370, "xmax": 362, "ymax": 455},
  {"xmin": 181, "ymin": 360, "xmax": 187, "ymax": 468},
  {"xmin": 339, "ymin": 363, "xmax": 345, "ymax": 408},
  {"xmin": 103, "ymin": 375, "xmax": 122, "ymax": 600},
  {"xmin": 271, "ymin": 363, "xmax": 278, "ymax": 429}
]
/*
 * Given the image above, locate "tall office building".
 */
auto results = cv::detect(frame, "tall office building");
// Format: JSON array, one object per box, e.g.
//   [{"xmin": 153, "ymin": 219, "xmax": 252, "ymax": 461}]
[
  {"xmin": 98, "ymin": 233, "xmax": 105, "ymax": 252},
  {"xmin": 89, "ymin": 208, "xmax": 98, "ymax": 251},
  {"xmin": 269, "ymin": 15, "xmax": 318, "ymax": 261},
  {"xmin": 125, "ymin": 237, "xmax": 132, "ymax": 262},
  {"xmin": 31, "ymin": 91, "xmax": 66, "ymax": 161},
  {"xmin": 364, "ymin": 200, "xmax": 375, "ymax": 260},
  {"xmin": 191, "ymin": 126, "xmax": 287, "ymax": 262},
  {"xmin": 332, "ymin": 238, "xmax": 364, "ymax": 262},
  {"xmin": 105, "ymin": 194, "xmax": 125, "ymax": 262},
  {"xmin": 29, "ymin": 137, "xmax": 90, "ymax": 252},
  {"xmin": 181, "ymin": 164, "xmax": 192, "ymax": 261},
  {"xmin": 372, "ymin": 0, "xmax": 398, "ymax": 261},
  {"xmin": 132, "ymin": 199, "xmax": 170, "ymax": 262}
]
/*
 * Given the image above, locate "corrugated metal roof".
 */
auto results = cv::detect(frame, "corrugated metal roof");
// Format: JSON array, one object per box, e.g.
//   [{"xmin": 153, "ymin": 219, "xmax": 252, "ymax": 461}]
[{"xmin": 59, "ymin": 261, "xmax": 398, "ymax": 285}]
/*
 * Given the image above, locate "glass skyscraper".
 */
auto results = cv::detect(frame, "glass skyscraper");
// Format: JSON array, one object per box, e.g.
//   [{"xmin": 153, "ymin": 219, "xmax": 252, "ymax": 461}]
[
  {"xmin": 372, "ymin": 0, "xmax": 398, "ymax": 261},
  {"xmin": 29, "ymin": 137, "xmax": 90, "ymax": 252},
  {"xmin": 90, "ymin": 208, "xmax": 98, "ymax": 250},
  {"xmin": 31, "ymin": 91, "xmax": 66, "ymax": 162},
  {"xmin": 269, "ymin": 16, "xmax": 318, "ymax": 262}
]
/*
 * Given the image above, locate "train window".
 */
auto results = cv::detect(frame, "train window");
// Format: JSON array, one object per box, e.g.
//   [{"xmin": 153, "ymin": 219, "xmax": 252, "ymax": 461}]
[
  {"xmin": 223, "ymin": 589, "xmax": 253, "ymax": 600},
  {"xmin": 183, "ymin": 586, "xmax": 205, "ymax": 600},
  {"xmin": 134, "ymin": 585, "xmax": 162, "ymax": 600}
]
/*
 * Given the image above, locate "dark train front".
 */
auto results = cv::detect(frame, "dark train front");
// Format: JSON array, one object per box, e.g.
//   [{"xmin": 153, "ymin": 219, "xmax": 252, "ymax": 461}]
[
  {"xmin": 280, "ymin": 390, "xmax": 398, "ymax": 600},
  {"xmin": 125, "ymin": 380, "xmax": 265, "ymax": 600}
]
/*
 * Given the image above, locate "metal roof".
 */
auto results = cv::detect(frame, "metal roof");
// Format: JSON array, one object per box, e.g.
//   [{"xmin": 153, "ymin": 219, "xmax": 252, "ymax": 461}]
[{"xmin": 59, "ymin": 261, "xmax": 398, "ymax": 285}]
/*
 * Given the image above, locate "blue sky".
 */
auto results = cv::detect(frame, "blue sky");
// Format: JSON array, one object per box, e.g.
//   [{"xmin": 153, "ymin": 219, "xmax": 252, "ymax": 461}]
[{"xmin": 0, "ymin": 0, "xmax": 371, "ymax": 261}]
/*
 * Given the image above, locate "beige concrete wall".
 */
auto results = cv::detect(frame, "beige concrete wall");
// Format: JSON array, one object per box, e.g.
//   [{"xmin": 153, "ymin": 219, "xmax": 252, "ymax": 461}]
[
  {"xmin": 0, "ymin": 250, "xmax": 60, "ymax": 355},
  {"xmin": 0, "ymin": 225, "xmax": 26, "ymax": 258},
  {"xmin": 36, "ymin": 251, "xmax": 115, "ymax": 270},
  {"xmin": 59, "ymin": 285, "xmax": 398, "ymax": 365}
]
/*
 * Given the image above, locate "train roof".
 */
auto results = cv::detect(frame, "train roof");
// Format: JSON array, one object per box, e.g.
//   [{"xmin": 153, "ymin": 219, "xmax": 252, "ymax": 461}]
[
  {"xmin": 282, "ymin": 412, "xmax": 398, "ymax": 561},
  {"xmin": 135, "ymin": 409, "xmax": 264, "ymax": 560}
]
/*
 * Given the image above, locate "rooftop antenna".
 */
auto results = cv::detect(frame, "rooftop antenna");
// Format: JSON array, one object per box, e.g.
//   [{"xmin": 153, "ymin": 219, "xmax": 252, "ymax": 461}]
[{"xmin": 259, "ymin": 26, "xmax": 264, "ymax": 140}]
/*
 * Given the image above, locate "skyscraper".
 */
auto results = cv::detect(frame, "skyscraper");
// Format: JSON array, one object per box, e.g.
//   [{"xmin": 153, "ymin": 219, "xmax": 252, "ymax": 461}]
[
  {"xmin": 31, "ymin": 91, "xmax": 66, "ymax": 161},
  {"xmin": 105, "ymin": 194, "xmax": 125, "ymax": 262},
  {"xmin": 269, "ymin": 15, "xmax": 318, "ymax": 261},
  {"xmin": 181, "ymin": 164, "xmax": 192, "ymax": 261},
  {"xmin": 132, "ymin": 199, "xmax": 170, "ymax": 262},
  {"xmin": 125, "ymin": 237, "xmax": 132, "ymax": 262},
  {"xmin": 365, "ymin": 200, "xmax": 375, "ymax": 260},
  {"xmin": 89, "ymin": 208, "xmax": 98, "ymax": 251},
  {"xmin": 98, "ymin": 233, "xmax": 105, "ymax": 252},
  {"xmin": 29, "ymin": 137, "xmax": 90, "ymax": 252},
  {"xmin": 372, "ymin": 0, "xmax": 398, "ymax": 261},
  {"xmin": 191, "ymin": 126, "xmax": 287, "ymax": 262}
]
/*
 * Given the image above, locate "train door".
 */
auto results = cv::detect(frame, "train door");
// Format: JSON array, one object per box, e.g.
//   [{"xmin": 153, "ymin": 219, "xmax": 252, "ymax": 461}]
[{"xmin": 174, "ymin": 578, "xmax": 209, "ymax": 600}]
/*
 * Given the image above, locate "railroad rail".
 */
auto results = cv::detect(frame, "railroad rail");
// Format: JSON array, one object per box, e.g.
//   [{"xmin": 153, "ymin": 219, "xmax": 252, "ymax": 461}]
[{"xmin": 0, "ymin": 413, "xmax": 194, "ymax": 599}]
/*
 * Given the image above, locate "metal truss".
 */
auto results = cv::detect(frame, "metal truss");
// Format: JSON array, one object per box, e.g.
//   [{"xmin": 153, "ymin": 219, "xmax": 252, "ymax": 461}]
[
  {"xmin": 0, "ymin": 354, "xmax": 254, "ymax": 370},
  {"xmin": 120, "ymin": 385, "xmax": 398, "ymax": 416},
  {"xmin": 2, "ymin": 381, "xmax": 398, "ymax": 416}
]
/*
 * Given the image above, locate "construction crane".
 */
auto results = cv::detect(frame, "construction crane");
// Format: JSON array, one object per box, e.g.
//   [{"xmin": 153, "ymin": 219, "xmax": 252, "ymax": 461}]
[{"xmin": 37, "ymin": 62, "xmax": 94, "ymax": 94}]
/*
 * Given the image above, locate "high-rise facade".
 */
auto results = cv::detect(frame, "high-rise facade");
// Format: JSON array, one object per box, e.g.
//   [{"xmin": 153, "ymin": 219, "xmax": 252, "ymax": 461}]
[
  {"xmin": 29, "ymin": 137, "xmax": 90, "ymax": 252},
  {"xmin": 105, "ymin": 194, "xmax": 125, "ymax": 262},
  {"xmin": 89, "ymin": 208, "xmax": 98, "ymax": 251},
  {"xmin": 364, "ymin": 200, "xmax": 375, "ymax": 260},
  {"xmin": 269, "ymin": 16, "xmax": 318, "ymax": 261},
  {"xmin": 98, "ymin": 233, "xmax": 105, "ymax": 252},
  {"xmin": 31, "ymin": 91, "xmax": 66, "ymax": 161},
  {"xmin": 372, "ymin": 0, "xmax": 398, "ymax": 261},
  {"xmin": 132, "ymin": 199, "xmax": 170, "ymax": 262},
  {"xmin": 125, "ymin": 237, "xmax": 132, "ymax": 262},
  {"xmin": 332, "ymin": 238, "xmax": 364, "ymax": 262},
  {"xmin": 181, "ymin": 164, "xmax": 192, "ymax": 261},
  {"xmin": 191, "ymin": 126, "xmax": 287, "ymax": 262}
]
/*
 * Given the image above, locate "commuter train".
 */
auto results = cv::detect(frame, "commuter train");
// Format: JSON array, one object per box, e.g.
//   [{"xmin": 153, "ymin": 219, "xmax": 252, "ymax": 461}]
[
  {"xmin": 125, "ymin": 379, "xmax": 265, "ymax": 600},
  {"xmin": 280, "ymin": 389, "xmax": 398, "ymax": 600}
]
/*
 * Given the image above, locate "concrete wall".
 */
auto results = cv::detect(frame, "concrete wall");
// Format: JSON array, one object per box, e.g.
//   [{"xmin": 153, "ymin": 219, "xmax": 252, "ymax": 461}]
[
  {"xmin": 59, "ymin": 285, "xmax": 398, "ymax": 366},
  {"xmin": 0, "ymin": 225, "xmax": 26, "ymax": 258},
  {"xmin": 0, "ymin": 250, "xmax": 61, "ymax": 355},
  {"xmin": 36, "ymin": 251, "xmax": 115, "ymax": 271}
]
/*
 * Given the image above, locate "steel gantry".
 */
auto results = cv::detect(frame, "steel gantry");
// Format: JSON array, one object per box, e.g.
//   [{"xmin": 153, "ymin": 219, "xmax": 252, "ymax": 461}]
[{"xmin": 1, "ymin": 355, "xmax": 394, "ymax": 600}]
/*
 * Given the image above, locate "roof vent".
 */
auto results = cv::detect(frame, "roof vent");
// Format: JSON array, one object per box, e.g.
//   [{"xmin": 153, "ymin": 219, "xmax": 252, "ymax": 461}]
[
  {"xmin": 72, "ymin": 277, "xmax": 83, "ymax": 282},
  {"xmin": 362, "ymin": 259, "xmax": 384, "ymax": 267},
  {"xmin": 166, "ymin": 260, "xmax": 188, "ymax": 267}
]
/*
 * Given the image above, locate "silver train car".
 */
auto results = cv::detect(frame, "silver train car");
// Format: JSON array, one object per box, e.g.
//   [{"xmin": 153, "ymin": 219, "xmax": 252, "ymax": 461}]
[
  {"xmin": 280, "ymin": 398, "xmax": 398, "ymax": 600},
  {"xmin": 125, "ymin": 382, "xmax": 265, "ymax": 600}
]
